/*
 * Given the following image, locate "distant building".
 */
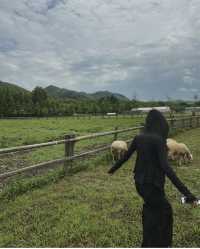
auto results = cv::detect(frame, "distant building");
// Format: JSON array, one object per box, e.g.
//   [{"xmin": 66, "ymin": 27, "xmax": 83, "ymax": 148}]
[
  {"xmin": 106, "ymin": 112, "xmax": 117, "ymax": 116},
  {"xmin": 131, "ymin": 106, "xmax": 171, "ymax": 114},
  {"xmin": 185, "ymin": 107, "xmax": 200, "ymax": 113}
]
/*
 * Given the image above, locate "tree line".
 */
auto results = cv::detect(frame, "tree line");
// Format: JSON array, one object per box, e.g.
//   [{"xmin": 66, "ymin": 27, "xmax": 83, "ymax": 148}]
[{"xmin": 0, "ymin": 86, "xmax": 199, "ymax": 117}]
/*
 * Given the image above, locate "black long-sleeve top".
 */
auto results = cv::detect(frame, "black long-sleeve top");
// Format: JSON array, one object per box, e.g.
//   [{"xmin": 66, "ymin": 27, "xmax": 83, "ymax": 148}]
[{"xmin": 108, "ymin": 134, "xmax": 196, "ymax": 202}]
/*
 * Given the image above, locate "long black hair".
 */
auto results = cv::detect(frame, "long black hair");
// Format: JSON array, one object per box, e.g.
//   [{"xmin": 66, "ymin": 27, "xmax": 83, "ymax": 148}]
[{"xmin": 143, "ymin": 109, "xmax": 169, "ymax": 140}]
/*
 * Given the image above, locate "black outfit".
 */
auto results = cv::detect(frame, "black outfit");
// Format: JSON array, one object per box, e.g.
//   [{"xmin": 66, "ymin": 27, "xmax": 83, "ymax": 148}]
[
  {"xmin": 136, "ymin": 183, "xmax": 173, "ymax": 247},
  {"xmin": 108, "ymin": 110, "xmax": 196, "ymax": 247},
  {"xmin": 110, "ymin": 134, "xmax": 196, "ymax": 201}
]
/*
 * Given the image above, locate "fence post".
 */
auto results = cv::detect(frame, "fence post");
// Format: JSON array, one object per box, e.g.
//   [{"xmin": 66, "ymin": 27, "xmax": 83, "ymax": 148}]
[
  {"xmin": 64, "ymin": 133, "xmax": 76, "ymax": 173},
  {"xmin": 189, "ymin": 117, "xmax": 193, "ymax": 128},
  {"xmin": 182, "ymin": 118, "xmax": 185, "ymax": 129},
  {"xmin": 197, "ymin": 116, "xmax": 200, "ymax": 127},
  {"xmin": 114, "ymin": 127, "xmax": 118, "ymax": 141},
  {"xmin": 170, "ymin": 118, "xmax": 174, "ymax": 130}
]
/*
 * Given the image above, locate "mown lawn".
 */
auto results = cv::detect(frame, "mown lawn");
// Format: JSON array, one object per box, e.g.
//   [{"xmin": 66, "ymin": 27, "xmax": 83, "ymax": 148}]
[{"xmin": 0, "ymin": 128, "xmax": 199, "ymax": 247}]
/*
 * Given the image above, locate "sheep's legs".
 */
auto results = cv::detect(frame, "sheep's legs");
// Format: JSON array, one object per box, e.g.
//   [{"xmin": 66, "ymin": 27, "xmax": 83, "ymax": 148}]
[
  {"xmin": 112, "ymin": 153, "xmax": 116, "ymax": 163},
  {"xmin": 117, "ymin": 152, "xmax": 120, "ymax": 161},
  {"xmin": 178, "ymin": 155, "xmax": 184, "ymax": 166}
]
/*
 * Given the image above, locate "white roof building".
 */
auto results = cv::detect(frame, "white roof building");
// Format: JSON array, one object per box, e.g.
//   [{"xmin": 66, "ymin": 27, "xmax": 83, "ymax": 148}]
[
  {"xmin": 131, "ymin": 106, "xmax": 171, "ymax": 113},
  {"xmin": 185, "ymin": 107, "xmax": 200, "ymax": 112},
  {"xmin": 106, "ymin": 112, "xmax": 117, "ymax": 116}
]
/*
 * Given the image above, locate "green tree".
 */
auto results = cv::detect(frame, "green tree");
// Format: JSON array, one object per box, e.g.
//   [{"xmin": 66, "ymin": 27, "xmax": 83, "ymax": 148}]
[{"xmin": 32, "ymin": 87, "xmax": 47, "ymax": 105}]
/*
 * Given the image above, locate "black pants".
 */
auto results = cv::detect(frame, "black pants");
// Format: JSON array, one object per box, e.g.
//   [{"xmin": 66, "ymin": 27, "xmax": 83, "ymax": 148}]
[{"xmin": 135, "ymin": 183, "xmax": 173, "ymax": 248}]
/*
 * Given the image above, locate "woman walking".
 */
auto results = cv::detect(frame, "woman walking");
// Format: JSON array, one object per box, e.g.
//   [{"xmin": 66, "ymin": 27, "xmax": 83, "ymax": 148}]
[{"xmin": 108, "ymin": 110, "xmax": 197, "ymax": 247}]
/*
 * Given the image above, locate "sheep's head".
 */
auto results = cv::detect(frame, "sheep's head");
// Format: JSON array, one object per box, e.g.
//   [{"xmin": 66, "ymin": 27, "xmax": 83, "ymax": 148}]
[
  {"xmin": 188, "ymin": 153, "xmax": 193, "ymax": 161},
  {"xmin": 184, "ymin": 152, "xmax": 193, "ymax": 162}
]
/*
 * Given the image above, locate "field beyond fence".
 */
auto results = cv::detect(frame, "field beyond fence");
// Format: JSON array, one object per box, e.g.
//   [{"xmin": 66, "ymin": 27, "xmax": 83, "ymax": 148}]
[{"xmin": 0, "ymin": 115, "xmax": 199, "ymax": 182}]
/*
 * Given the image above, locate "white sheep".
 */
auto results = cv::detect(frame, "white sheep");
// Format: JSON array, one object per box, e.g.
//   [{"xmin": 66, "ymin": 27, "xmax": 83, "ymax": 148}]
[
  {"xmin": 166, "ymin": 138, "xmax": 193, "ymax": 166},
  {"xmin": 176, "ymin": 143, "xmax": 193, "ymax": 164},
  {"xmin": 111, "ymin": 140, "xmax": 128, "ymax": 162},
  {"xmin": 166, "ymin": 138, "xmax": 178, "ymax": 161}
]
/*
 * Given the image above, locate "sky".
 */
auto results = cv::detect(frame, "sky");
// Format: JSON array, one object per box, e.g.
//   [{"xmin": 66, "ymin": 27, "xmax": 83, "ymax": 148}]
[{"xmin": 0, "ymin": 0, "xmax": 200, "ymax": 100}]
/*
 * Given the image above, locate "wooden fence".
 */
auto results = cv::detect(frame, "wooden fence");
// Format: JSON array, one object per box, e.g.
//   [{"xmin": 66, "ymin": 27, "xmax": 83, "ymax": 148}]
[{"xmin": 0, "ymin": 115, "xmax": 199, "ymax": 180}]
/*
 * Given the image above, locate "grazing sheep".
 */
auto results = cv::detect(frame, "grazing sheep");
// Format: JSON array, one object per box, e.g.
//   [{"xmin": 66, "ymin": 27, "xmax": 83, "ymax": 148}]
[
  {"xmin": 111, "ymin": 140, "xmax": 128, "ymax": 162},
  {"xmin": 167, "ymin": 138, "xmax": 177, "ymax": 144},
  {"xmin": 176, "ymin": 143, "xmax": 193, "ymax": 165},
  {"xmin": 166, "ymin": 138, "xmax": 193, "ymax": 166},
  {"xmin": 166, "ymin": 138, "xmax": 178, "ymax": 161}
]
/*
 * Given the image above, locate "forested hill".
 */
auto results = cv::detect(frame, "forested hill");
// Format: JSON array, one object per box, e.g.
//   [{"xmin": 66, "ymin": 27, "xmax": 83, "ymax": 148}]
[
  {"xmin": 0, "ymin": 81, "xmax": 32, "ymax": 117},
  {"xmin": 0, "ymin": 81, "xmax": 29, "ymax": 93},
  {"xmin": 90, "ymin": 91, "xmax": 129, "ymax": 101},
  {"xmin": 0, "ymin": 81, "xmax": 132, "ymax": 117},
  {"xmin": 0, "ymin": 80, "xmax": 199, "ymax": 117},
  {"xmin": 44, "ymin": 85, "xmax": 129, "ymax": 101},
  {"xmin": 0, "ymin": 81, "xmax": 129, "ymax": 101},
  {"xmin": 44, "ymin": 85, "xmax": 90, "ymax": 100}
]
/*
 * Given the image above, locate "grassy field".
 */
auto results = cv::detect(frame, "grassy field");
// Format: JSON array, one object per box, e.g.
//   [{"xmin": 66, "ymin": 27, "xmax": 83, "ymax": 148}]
[
  {"xmin": 0, "ymin": 116, "xmax": 144, "ymax": 148},
  {"xmin": 0, "ymin": 116, "xmax": 143, "ymax": 174},
  {"xmin": 0, "ymin": 128, "xmax": 199, "ymax": 247}
]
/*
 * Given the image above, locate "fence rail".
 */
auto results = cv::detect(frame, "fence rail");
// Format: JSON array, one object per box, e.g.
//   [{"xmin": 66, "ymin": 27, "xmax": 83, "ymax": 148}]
[
  {"xmin": 0, "ymin": 126, "xmax": 143, "ymax": 155},
  {"xmin": 0, "ymin": 115, "xmax": 200, "ymax": 180}
]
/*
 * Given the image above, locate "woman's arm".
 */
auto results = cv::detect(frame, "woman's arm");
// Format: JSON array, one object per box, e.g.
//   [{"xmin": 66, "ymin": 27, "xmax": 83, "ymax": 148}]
[
  {"xmin": 108, "ymin": 136, "xmax": 137, "ymax": 174},
  {"xmin": 157, "ymin": 138, "xmax": 197, "ymax": 202}
]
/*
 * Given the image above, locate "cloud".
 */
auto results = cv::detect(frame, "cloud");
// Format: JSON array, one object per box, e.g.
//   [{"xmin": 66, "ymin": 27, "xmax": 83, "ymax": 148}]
[
  {"xmin": 0, "ymin": 0, "xmax": 200, "ymax": 99},
  {"xmin": 0, "ymin": 38, "xmax": 17, "ymax": 52}
]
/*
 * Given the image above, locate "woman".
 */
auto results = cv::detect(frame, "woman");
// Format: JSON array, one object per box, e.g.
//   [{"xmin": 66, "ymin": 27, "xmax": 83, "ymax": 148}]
[{"xmin": 108, "ymin": 110, "xmax": 197, "ymax": 247}]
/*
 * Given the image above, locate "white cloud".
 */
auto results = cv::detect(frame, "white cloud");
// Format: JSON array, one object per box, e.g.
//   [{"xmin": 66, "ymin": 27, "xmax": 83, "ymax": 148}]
[
  {"xmin": 179, "ymin": 88, "xmax": 188, "ymax": 92},
  {"xmin": 0, "ymin": 0, "xmax": 200, "ymax": 99}
]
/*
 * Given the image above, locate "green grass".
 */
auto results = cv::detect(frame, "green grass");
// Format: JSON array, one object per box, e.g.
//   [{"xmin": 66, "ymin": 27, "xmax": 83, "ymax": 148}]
[
  {"xmin": 0, "ymin": 128, "xmax": 199, "ymax": 247},
  {"xmin": 0, "ymin": 116, "xmax": 143, "ymax": 174},
  {"xmin": 0, "ymin": 116, "xmax": 144, "ymax": 148}
]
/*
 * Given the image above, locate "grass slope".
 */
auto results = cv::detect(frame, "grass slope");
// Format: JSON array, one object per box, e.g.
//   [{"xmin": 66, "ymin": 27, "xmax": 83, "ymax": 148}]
[{"xmin": 0, "ymin": 128, "xmax": 199, "ymax": 247}]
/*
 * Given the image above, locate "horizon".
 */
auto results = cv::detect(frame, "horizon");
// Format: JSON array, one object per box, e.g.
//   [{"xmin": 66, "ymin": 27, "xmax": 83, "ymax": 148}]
[
  {"xmin": 0, "ymin": 0, "xmax": 200, "ymax": 100},
  {"xmin": 1, "ymin": 79, "xmax": 198, "ymax": 102}
]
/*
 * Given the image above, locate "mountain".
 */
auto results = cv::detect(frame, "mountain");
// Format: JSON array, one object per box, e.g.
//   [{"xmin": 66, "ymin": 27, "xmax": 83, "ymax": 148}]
[
  {"xmin": 90, "ymin": 91, "xmax": 129, "ymax": 101},
  {"xmin": 44, "ymin": 85, "xmax": 89, "ymax": 100},
  {"xmin": 45, "ymin": 85, "xmax": 129, "ymax": 101},
  {"xmin": 0, "ymin": 80, "xmax": 29, "ymax": 94},
  {"xmin": 0, "ymin": 81, "xmax": 129, "ymax": 101}
]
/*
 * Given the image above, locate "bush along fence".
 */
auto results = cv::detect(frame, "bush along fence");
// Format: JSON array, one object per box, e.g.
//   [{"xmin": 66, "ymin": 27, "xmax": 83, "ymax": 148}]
[{"xmin": 0, "ymin": 115, "xmax": 199, "ymax": 180}]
